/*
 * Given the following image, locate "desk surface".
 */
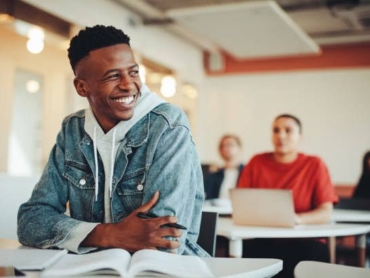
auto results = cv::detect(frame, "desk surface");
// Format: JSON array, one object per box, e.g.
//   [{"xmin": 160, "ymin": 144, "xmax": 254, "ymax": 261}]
[
  {"xmin": 333, "ymin": 209, "xmax": 370, "ymax": 223},
  {"xmin": 203, "ymin": 205, "xmax": 370, "ymax": 224},
  {"xmin": 217, "ymin": 217, "xmax": 370, "ymax": 239},
  {"xmin": 0, "ymin": 239, "xmax": 282, "ymax": 278}
]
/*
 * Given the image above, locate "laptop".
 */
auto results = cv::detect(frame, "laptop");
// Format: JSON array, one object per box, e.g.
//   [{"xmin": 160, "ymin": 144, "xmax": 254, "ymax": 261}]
[{"xmin": 229, "ymin": 188, "xmax": 296, "ymax": 228}]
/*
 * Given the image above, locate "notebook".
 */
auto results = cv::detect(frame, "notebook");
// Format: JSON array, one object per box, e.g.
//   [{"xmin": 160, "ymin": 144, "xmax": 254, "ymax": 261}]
[{"xmin": 229, "ymin": 188, "xmax": 296, "ymax": 228}]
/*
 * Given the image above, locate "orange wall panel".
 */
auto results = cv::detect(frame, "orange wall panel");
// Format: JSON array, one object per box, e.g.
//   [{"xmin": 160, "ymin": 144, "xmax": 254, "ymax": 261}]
[{"xmin": 204, "ymin": 43, "xmax": 370, "ymax": 75}]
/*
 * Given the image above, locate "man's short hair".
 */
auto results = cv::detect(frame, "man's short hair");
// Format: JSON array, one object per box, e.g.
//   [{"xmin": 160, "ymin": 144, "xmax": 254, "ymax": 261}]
[
  {"xmin": 68, "ymin": 25, "xmax": 131, "ymax": 73},
  {"xmin": 274, "ymin": 114, "xmax": 302, "ymax": 133}
]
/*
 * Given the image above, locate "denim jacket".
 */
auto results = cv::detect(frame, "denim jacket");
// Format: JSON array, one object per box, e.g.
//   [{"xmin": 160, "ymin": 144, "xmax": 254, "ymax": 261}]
[{"xmin": 17, "ymin": 103, "xmax": 209, "ymax": 257}]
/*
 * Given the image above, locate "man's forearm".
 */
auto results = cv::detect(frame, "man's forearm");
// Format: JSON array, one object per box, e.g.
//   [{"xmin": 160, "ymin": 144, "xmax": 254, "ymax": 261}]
[
  {"xmin": 296, "ymin": 202, "xmax": 333, "ymax": 224},
  {"xmin": 81, "ymin": 223, "xmax": 115, "ymax": 248}
]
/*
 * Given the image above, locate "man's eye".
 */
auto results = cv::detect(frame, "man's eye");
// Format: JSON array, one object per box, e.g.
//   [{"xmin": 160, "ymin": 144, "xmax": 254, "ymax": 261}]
[
  {"xmin": 130, "ymin": 70, "xmax": 139, "ymax": 76},
  {"xmin": 107, "ymin": 73, "xmax": 120, "ymax": 79}
]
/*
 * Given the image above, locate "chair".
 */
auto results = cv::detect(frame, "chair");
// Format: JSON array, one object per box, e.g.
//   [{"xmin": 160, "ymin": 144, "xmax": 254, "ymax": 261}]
[
  {"xmin": 334, "ymin": 197, "xmax": 370, "ymax": 265},
  {"xmin": 197, "ymin": 211, "xmax": 218, "ymax": 257},
  {"xmin": 294, "ymin": 261, "xmax": 370, "ymax": 278}
]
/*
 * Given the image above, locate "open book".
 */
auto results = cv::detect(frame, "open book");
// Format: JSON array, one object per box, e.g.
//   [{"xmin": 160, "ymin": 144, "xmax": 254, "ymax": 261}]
[{"xmin": 41, "ymin": 248, "xmax": 214, "ymax": 277}]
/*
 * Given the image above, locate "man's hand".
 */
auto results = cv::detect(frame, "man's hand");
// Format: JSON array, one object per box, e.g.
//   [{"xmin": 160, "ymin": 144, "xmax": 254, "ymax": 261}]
[{"xmin": 81, "ymin": 191, "xmax": 182, "ymax": 252}]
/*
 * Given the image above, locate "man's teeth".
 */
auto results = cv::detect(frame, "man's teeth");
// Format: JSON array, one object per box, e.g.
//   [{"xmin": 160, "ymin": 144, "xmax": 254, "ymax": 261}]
[{"xmin": 113, "ymin": 96, "xmax": 134, "ymax": 104}]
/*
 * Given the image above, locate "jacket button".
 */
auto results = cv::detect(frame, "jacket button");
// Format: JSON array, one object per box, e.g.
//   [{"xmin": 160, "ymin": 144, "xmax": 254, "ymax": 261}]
[{"xmin": 79, "ymin": 179, "xmax": 86, "ymax": 185}]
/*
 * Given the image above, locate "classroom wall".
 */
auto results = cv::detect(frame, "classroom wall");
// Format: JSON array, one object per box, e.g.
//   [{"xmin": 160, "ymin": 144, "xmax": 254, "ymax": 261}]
[
  {"xmin": 197, "ymin": 69, "xmax": 370, "ymax": 184},
  {"xmin": 0, "ymin": 27, "xmax": 71, "ymax": 172}
]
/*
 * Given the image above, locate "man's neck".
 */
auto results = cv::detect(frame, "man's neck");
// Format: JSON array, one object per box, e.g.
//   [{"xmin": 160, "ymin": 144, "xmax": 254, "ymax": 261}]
[{"xmin": 273, "ymin": 152, "xmax": 298, "ymax": 164}]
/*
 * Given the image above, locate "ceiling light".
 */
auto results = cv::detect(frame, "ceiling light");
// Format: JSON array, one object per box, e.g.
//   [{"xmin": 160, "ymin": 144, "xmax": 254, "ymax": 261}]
[
  {"xmin": 139, "ymin": 64, "xmax": 146, "ymax": 84},
  {"xmin": 27, "ymin": 38, "xmax": 44, "ymax": 54},
  {"xmin": 26, "ymin": 26, "xmax": 44, "ymax": 54},
  {"xmin": 26, "ymin": 80, "xmax": 40, "ymax": 93},
  {"xmin": 160, "ymin": 75, "xmax": 176, "ymax": 98},
  {"xmin": 0, "ymin": 13, "xmax": 14, "ymax": 23},
  {"xmin": 182, "ymin": 84, "xmax": 198, "ymax": 99}
]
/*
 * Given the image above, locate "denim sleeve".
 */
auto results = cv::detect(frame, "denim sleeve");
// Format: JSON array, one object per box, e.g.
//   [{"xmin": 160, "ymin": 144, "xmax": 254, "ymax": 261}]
[
  {"xmin": 17, "ymin": 127, "xmax": 90, "ymax": 250},
  {"xmin": 141, "ymin": 118, "xmax": 207, "ymax": 256}
]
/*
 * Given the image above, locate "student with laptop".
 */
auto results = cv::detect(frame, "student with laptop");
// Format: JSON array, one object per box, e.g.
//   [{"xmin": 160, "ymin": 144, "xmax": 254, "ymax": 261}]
[{"xmin": 237, "ymin": 114, "xmax": 338, "ymax": 278}]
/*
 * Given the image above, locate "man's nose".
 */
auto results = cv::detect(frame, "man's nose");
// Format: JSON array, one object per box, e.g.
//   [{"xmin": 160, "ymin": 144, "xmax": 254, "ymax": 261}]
[{"xmin": 118, "ymin": 77, "xmax": 134, "ymax": 90}]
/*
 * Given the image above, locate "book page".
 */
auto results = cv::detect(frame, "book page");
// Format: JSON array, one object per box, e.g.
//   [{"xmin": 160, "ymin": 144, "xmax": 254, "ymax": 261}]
[
  {"xmin": 0, "ymin": 248, "xmax": 67, "ymax": 270},
  {"xmin": 128, "ymin": 249, "xmax": 214, "ymax": 278},
  {"xmin": 40, "ymin": 249, "xmax": 130, "ymax": 277}
]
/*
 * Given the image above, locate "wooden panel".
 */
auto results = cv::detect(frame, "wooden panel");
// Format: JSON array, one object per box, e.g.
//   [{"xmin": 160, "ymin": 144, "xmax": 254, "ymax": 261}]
[
  {"xmin": 334, "ymin": 184, "xmax": 355, "ymax": 198},
  {"xmin": 204, "ymin": 43, "xmax": 370, "ymax": 75}
]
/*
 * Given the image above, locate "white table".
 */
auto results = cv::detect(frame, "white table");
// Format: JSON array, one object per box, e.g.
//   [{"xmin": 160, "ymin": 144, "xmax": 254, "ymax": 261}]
[
  {"xmin": 333, "ymin": 209, "xmax": 370, "ymax": 223},
  {"xmin": 216, "ymin": 217, "xmax": 370, "ymax": 267},
  {"xmin": 331, "ymin": 209, "xmax": 370, "ymax": 265},
  {"xmin": 0, "ymin": 239, "xmax": 282, "ymax": 278},
  {"xmin": 203, "ymin": 206, "xmax": 370, "ymax": 223}
]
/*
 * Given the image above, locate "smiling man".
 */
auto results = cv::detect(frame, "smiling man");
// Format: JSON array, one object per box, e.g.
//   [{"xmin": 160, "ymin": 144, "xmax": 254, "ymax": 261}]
[
  {"xmin": 17, "ymin": 25, "xmax": 207, "ymax": 257},
  {"xmin": 237, "ymin": 113, "xmax": 338, "ymax": 278}
]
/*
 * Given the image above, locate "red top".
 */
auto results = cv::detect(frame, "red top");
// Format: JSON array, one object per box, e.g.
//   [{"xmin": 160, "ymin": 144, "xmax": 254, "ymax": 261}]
[{"xmin": 237, "ymin": 153, "xmax": 338, "ymax": 213}]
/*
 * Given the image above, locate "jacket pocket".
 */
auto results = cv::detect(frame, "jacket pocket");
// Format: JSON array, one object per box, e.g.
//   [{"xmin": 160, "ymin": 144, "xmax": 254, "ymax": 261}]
[
  {"xmin": 63, "ymin": 162, "xmax": 95, "ymax": 190},
  {"xmin": 115, "ymin": 167, "xmax": 145, "ymax": 213},
  {"xmin": 63, "ymin": 162, "xmax": 96, "ymax": 221}
]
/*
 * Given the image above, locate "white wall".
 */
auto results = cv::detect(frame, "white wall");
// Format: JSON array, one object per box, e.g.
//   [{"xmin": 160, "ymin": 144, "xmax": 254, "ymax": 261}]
[{"xmin": 197, "ymin": 69, "xmax": 370, "ymax": 184}]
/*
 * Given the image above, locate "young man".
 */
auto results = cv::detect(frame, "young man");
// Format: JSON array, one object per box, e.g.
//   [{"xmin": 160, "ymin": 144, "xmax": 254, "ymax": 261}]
[
  {"xmin": 17, "ymin": 25, "xmax": 207, "ymax": 256},
  {"xmin": 237, "ymin": 114, "xmax": 338, "ymax": 278}
]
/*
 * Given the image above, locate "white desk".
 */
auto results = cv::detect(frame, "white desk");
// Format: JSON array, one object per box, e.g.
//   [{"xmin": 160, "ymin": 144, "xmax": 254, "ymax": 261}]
[
  {"xmin": 203, "ymin": 206, "xmax": 370, "ymax": 223},
  {"xmin": 333, "ymin": 209, "xmax": 370, "ymax": 223},
  {"xmin": 0, "ymin": 239, "xmax": 282, "ymax": 278},
  {"xmin": 216, "ymin": 217, "xmax": 370, "ymax": 267}
]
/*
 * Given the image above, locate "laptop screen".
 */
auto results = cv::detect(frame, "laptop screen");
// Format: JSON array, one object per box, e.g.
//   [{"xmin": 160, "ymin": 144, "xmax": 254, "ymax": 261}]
[{"xmin": 229, "ymin": 188, "xmax": 296, "ymax": 228}]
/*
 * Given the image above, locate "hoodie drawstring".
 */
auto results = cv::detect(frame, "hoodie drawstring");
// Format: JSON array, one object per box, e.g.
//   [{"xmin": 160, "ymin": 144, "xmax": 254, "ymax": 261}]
[
  {"xmin": 93, "ymin": 126, "xmax": 117, "ymax": 201},
  {"xmin": 109, "ymin": 128, "xmax": 117, "ymax": 198},
  {"xmin": 93, "ymin": 126, "xmax": 99, "ymax": 201}
]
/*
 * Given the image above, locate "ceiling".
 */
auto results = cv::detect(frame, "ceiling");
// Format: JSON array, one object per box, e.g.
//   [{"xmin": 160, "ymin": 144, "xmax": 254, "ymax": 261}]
[{"xmin": 113, "ymin": 0, "xmax": 370, "ymax": 59}]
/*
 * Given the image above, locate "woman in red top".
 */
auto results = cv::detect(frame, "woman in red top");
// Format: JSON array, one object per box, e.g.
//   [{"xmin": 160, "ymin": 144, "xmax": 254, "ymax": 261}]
[{"xmin": 238, "ymin": 114, "xmax": 338, "ymax": 278}]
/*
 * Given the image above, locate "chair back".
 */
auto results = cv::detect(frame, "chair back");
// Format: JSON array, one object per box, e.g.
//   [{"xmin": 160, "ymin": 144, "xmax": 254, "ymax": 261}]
[
  {"xmin": 197, "ymin": 211, "xmax": 218, "ymax": 257},
  {"xmin": 294, "ymin": 261, "xmax": 370, "ymax": 278}
]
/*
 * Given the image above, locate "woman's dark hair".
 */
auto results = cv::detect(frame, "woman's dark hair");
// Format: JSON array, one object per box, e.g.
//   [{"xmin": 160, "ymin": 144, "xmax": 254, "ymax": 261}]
[
  {"xmin": 68, "ymin": 25, "xmax": 131, "ymax": 73},
  {"xmin": 274, "ymin": 114, "xmax": 302, "ymax": 134},
  {"xmin": 353, "ymin": 150, "xmax": 370, "ymax": 198}
]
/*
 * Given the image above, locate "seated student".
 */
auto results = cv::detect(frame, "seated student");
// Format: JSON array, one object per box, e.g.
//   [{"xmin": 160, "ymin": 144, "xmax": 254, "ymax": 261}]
[
  {"xmin": 237, "ymin": 113, "xmax": 338, "ymax": 278},
  {"xmin": 17, "ymin": 25, "xmax": 207, "ymax": 257},
  {"xmin": 352, "ymin": 150, "xmax": 370, "ymax": 199},
  {"xmin": 203, "ymin": 134, "xmax": 244, "ymax": 257},
  {"xmin": 204, "ymin": 134, "xmax": 244, "ymax": 201}
]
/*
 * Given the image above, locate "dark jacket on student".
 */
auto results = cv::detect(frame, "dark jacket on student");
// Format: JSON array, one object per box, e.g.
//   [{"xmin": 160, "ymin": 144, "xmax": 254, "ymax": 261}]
[{"xmin": 204, "ymin": 164, "xmax": 244, "ymax": 200}]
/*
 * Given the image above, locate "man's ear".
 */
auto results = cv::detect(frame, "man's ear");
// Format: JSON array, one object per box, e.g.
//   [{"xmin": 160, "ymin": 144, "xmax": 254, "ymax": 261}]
[{"xmin": 74, "ymin": 78, "xmax": 88, "ymax": 97}]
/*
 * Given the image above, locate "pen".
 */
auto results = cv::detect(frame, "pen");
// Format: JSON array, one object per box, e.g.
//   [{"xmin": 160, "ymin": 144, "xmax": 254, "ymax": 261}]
[{"xmin": 137, "ymin": 212, "xmax": 187, "ymax": 230}]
